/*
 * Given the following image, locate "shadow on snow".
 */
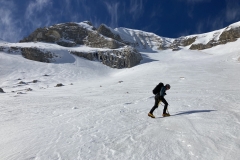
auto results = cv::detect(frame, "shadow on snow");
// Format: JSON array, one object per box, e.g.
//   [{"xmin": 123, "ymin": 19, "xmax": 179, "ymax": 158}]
[
  {"xmin": 173, "ymin": 110, "xmax": 217, "ymax": 116},
  {"xmin": 140, "ymin": 54, "xmax": 158, "ymax": 65},
  {"xmin": 156, "ymin": 110, "xmax": 216, "ymax": 118}
]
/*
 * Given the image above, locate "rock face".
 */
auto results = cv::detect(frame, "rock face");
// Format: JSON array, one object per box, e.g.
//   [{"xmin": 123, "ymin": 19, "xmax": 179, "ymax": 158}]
[
  {"xmin": 20, "ymin": 21, "xmax": 125, "ymax": 49},
  {"xmin": 18, "ymin": 21, "xmax": 142, "ymax": 68},
  {"xmin": 97, "ymin": 24, "xmax": 123, "ymax": 42},
  {"xmin": 70, "ymin": 46, "xmax": 142, "ymax": 69},
  {"xmin": 0, "ymin": 88, "xmax": 4, "ymax": 93},
  {"xmin": 83, "ymin": 30, "xmax": 124, "ymax": 49},
  {"xmin": 57, "ymin": 40, "xmax": 76, "ymax": 47},
  {"xmin": 20, "ymin": 22, "xmax": 91, "ymax": 44},
  {"xmin": 172, "ymin": 36, "xmax": 197, "ymax": 47},
  {"xmin": 21, "ymin": 48, "xmax": 58, "ymax": 63},
  {"xmin": 0, "ymin": 46, "xmax": 21, "ymax": 54},
  {"xmin": 0, "ymin": 45, "xmax": 141, "ymax": 69}
]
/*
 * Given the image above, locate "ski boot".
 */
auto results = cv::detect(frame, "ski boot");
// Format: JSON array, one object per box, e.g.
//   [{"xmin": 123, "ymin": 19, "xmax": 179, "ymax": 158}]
[
  {"xmin": 162, "ymin": 113, "xmax": 170, "ymax": 117},
  {"xmin": 148, "ymin": 113, "xmax": 155, "ymax": 118}
]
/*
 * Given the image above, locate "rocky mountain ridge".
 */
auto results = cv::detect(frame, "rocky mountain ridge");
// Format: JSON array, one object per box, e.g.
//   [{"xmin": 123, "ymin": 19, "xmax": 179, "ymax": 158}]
[
  {"xmin": 19, "ymin": 21, "xmax": 240, "ymax": 51},
  {"xmin": 1, "ymin": 21, "xmax": 240, "ymax": 68}
]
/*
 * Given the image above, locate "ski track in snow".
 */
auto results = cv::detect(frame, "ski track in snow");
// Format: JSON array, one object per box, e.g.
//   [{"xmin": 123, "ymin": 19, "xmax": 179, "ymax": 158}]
[{"xmin": 1, "ymin": 41, "xmax": 240, "ymax": 160}]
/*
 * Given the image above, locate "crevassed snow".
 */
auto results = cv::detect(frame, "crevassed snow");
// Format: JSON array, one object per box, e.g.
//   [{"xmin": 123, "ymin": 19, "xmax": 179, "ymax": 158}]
[{"xmin": 0, "ymin": 38, "xmax": 240, "ymax": 160}]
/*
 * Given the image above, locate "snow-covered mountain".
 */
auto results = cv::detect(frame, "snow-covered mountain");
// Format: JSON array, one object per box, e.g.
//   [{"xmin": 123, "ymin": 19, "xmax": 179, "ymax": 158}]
[
  {"xmin": 113, "ymin": 21, "xmax": 240, "ymax": 51},
  {"xmin": 1, "ymin": 21, "xmax": 240, "ymax": 160},
  {"xmin": 109, "ymin": 26, "xmax": 174, "ymax": 51},
  {"xmin": 1, "ymin": 21, "xmax": 240, "ymax": 69}
]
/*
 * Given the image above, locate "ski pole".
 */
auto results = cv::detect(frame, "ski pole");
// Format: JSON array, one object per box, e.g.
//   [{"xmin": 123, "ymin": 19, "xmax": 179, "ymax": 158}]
[
  {"xmin": 167, "ymin": 108, "xmax": 170, "ymax": 114},
  {"xmin": 159, "ymin": 101, "xmax": 170, "ymax": 115}
]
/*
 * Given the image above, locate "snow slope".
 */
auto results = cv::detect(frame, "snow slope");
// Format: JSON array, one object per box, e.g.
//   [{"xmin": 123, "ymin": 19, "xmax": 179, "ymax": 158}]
[
  {"xmin": 114, "ymin": 27, "xmax": 174, "ymax": 50},
  {"xmin": 0, "ymin": 39, "xmax": 240, "ymax": 160},
  {"xmin": 186, "ymin": 21, "xmax": 240, "ymax": 46}
]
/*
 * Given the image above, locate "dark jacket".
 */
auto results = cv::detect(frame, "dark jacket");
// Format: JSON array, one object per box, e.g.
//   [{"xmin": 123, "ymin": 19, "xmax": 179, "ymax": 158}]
[{"xmin": 159, "ymin": 86, "xmax": 167, "ymax": 97}]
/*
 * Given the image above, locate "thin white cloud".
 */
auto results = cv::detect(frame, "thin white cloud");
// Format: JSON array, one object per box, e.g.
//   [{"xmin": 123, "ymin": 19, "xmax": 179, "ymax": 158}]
[
  {"xmin": 104, "ymin": 2, "xmax": 120, "ymax": 27},
  {"xmin": 129, "ymin": 0, "xmax": 144, "ymax": 20},
  {"xmin": 194, "ymin": 16, "xmax": 225, "ymax": 35},
  {"xmin": 24, "ymin": 0, "xmax": 54, "ymax": 35},
  {"xmin": 225, "ymin": 0, "xmax": 240, "ymax": 22},
  {"xmin": 208, "ymin": 17, "xmax": 225, "ymax": 30},
  {"xmin": 25, "ymin": 0, "xmax": 51, "ymax": 19},
  {"xmin": 0, "ymin": 1, "xmax": 22, "ymax": 42},
  {"xmin": 75, "ymin": 0, "xmax": 93, "ymax": 23},
  {"xmin": 196, "ymin": 22, "xmax": 204, "ymax": 34},
  {"xmin": 202, "ymin": 0, "xmax": 240, "ymax": 32}
]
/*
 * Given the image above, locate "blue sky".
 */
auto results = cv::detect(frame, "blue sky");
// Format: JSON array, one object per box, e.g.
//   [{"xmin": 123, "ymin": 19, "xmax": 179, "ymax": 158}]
[{"xmin": 1, "ymin": 0, "xmax": 240, "ymax": 42}]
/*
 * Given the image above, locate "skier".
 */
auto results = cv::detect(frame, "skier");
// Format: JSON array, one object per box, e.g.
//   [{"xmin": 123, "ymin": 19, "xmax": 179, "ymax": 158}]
[{"xmin": 148, "ymin": 84, "xmax": 171, "ymax": 118}]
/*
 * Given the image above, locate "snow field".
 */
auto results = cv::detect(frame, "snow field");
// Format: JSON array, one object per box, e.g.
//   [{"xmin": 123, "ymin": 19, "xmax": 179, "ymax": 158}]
[{"xmin": 0, "ymin": 40, "xmax": 240, "ymax": 159}]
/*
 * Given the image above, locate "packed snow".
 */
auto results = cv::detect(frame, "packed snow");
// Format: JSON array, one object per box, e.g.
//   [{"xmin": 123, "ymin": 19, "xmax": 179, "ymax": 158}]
[{"xmin": 0, "ymin": 38, "xmax": 240, "ymax": 160}]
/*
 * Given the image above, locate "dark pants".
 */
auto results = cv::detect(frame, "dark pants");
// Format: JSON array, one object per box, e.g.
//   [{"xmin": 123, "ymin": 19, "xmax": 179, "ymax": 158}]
[{"xmin": 150, "ymin": 94, "xmax": 168, "ymax": 114}]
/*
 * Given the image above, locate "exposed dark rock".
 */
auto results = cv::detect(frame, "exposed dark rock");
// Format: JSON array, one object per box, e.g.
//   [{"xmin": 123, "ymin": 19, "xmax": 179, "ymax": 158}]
[
  {"xmin": 219, "ymin": 26, "xmax": 240, "ymax": 42},
  {"xmin": 21, "ymin": 47, "xmax": 57, "ymax": 63},
  {"xmin": 97, "ymin": 24, "xmax": 123, "ymax": 42},
  {"xmin": 20, "ymin": 21, "xmax": 125, "ymax": 49},
  {"xmin": 174, "ymin": 36, "xmax": 197, "ymax": 46},
  {"xmin": 18, "ymin": 81, "xmax": 28, "ymax": 85},
  {"xmin": 158, "ymin": 44, "xmax": 167, "ymax": 50},
  {"xmin": 20, "ymin": 22, "xmax": 90, "ymax": 45},
  {"xmin": 0, "ymin": 88, "xmax": 4, "ymax": 93},
  {"xmin": 32, "ymin": 80, "xmax": 38, "ymax": 83},
  {"xmin": 17, "ymin": 92, "xmax": 24, "ymax": 94},
  {"xmin": 0, "ymin": 46, "xmax": 4, "ymax": 51},
  {"xmin": 168, "ymin": 36, "xmax": 197, "ymax": 51},
  {"xmin": 70, "ymin": 46, "xmax": 142, "ymax": 69},
  {"xmin": 19, "ymin": 22, "xmax": 124, "ymax": 49},
  {"xmin": 0, "ymin": 46, "xmax": 22, "ymax": 53},
  {"xmin": 45, "ymin": 30, "xmax": 61, "ymax": 42},
  {"xmin": 26, "ymin": 88, "xmax": 33, "ymax": 91},
  {"xmin": 189, "ymin": 43, "xmax": 205, "ymax": 50},
  {"xmin": 190, "ymin": 39, "xmax": 232, "ymax": 50},
  {"xmin": 172, "ymin": 46, "xmax": 181, "ymax": 51},
  {"xmin": 70, "ymin": 51, "xmax": 96, "ymax": 61},
  {"xmin": 57, "ymin": 39, "xmax": 76, "ymax": 47},
  {"xmin": 84, "ymin": 31, "xmax": 125, "ymax": 49},
  {"xmin": 55, "ymin": 83, "xmax": 64, "ymax": 87}
]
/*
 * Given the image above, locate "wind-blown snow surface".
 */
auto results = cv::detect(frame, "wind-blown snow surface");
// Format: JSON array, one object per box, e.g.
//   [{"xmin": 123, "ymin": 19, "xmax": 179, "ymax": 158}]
[{"xmin": 1, "ymin": 40, "xmax": 240, "ymax": 160}]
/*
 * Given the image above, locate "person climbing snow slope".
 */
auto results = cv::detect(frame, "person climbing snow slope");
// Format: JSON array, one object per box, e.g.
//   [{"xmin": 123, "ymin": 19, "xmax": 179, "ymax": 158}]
[{"xmin": 148, "ymin": 83, "xmax": 171, "ymax": 118}]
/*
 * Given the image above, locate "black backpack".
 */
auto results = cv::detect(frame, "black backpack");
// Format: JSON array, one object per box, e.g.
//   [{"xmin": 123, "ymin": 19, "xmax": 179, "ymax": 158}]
[{"xmin": 152, "ymin": 82, "xmax": 164, "ymax": 95}]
